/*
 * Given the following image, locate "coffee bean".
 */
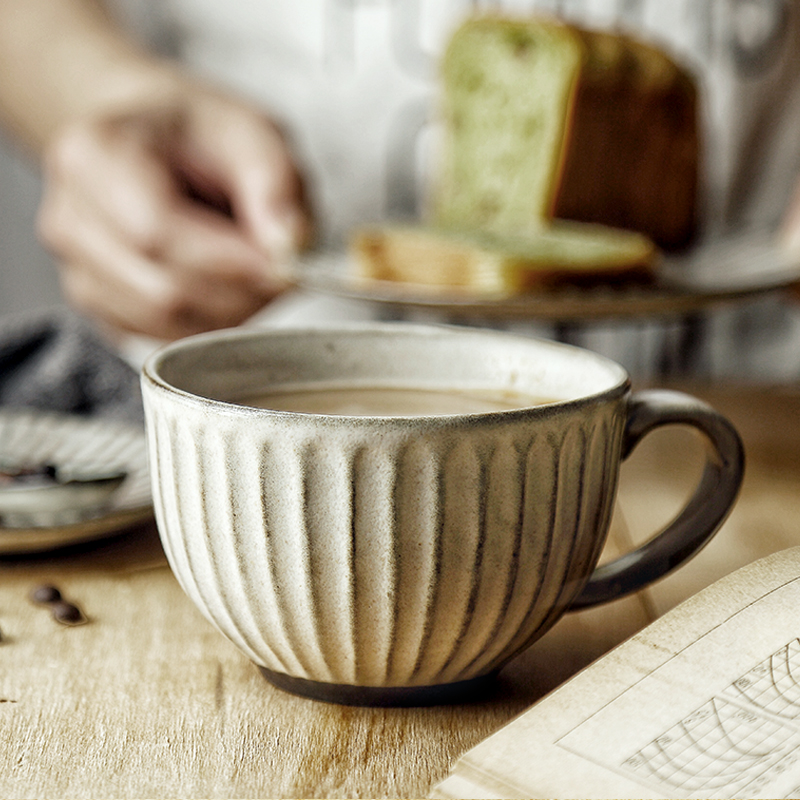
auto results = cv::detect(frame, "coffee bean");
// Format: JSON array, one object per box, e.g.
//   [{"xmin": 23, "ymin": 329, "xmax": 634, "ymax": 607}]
[
  {"xmin": 51, "ymin": 601, "xmax": 84, "ymax": 625},
  {"xmin": 30, "ymin": 584, "xmax": 87, "ymax": 625},
  {"xmin": 31, "ymin": 585, "xmax": 62, "ymax": 604}
]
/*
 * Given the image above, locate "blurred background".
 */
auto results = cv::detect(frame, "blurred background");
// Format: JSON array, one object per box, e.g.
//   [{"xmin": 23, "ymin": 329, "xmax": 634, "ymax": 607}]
[{"xmin": 3, "ymin": 0, "xmax": 800, "ymax": 382}]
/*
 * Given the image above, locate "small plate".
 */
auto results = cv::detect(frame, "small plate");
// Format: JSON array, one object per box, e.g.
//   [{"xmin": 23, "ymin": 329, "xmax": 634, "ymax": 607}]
[
  {"xmin": 0, "ymin": 410, "xmax": 152, "ymax": 553},
  {"xmin": 294, "ymin": 233, "xmax": 800, "ymax": 322}
]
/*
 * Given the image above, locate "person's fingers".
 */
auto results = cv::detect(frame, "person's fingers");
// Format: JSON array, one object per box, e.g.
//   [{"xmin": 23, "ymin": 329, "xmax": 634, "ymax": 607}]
[
  {"xmin": 37, "ymin": 88, "xmax": 311, "ymax": 339},
  {"xmin": 40, "ymin": 117, "xmax": 175, "ymax": 254},
  {"xmin": 59, "ymin": 239, "xmax": 279, "ymax": 341},
  {"xmin": 154, "ymin": 200, "xmax": 290, "ymax": 291},
  {"xmin": 62, "ymin": 258, "xmax": 275, "ymax": 340},
  {"xmin": 168, "ymin": 94, "xmax": 314, "ymax": 257},
  {"xmin": 39, "ymin": 172, "xmax": 278, "ymax": 339},
  {"xmin": 43, "ymin": 111, "xmax": 299, "ymax": 288}
]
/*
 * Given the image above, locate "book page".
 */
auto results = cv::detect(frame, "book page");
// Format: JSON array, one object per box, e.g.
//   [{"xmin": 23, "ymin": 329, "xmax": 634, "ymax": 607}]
[{"xmin": 432, "ymin": 547, "xmax": 800, "ymax": 799}]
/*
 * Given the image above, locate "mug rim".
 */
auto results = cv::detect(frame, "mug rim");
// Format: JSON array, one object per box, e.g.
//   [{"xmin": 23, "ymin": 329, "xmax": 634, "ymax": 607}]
[{"xmin": 141, "ymin": 322, "xmax": 631, "ymax": 421}]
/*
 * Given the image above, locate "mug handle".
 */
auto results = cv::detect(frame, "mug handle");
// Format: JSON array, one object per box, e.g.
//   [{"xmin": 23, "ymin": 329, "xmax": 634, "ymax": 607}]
[{"xmin": 570, "ymin": 389, "xmax": 745, "ymax": 609}]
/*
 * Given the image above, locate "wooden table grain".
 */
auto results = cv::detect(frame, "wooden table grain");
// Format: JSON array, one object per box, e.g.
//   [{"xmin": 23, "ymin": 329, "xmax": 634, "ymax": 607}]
[{"xmin": 0, "ymin": 382, "xmax": 797, "ymax": 799}]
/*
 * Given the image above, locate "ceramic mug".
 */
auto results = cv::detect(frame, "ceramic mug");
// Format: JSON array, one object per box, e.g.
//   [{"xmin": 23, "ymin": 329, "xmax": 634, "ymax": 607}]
[{"xmin": 141, "ymin": 323, "xmax": 744, "ymax": 706}]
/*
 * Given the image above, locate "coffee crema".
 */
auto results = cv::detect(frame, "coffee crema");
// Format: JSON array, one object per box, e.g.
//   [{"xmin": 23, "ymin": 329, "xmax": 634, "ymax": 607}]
[{"xmin": 241, "ymin": 386, "xmax": 555, "ymax": 417}]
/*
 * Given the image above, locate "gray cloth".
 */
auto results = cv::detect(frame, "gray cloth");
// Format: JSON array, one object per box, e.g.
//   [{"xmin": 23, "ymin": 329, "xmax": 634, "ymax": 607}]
[{"xmin": 0, "ymin": 307, "xmax": 144, "ymax": 423}]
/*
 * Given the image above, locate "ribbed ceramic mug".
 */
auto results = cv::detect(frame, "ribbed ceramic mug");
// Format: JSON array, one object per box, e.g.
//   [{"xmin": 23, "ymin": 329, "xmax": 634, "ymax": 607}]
[{"xmin": 141, "ymin": 323, "xmax": 743, "ymax": 706}]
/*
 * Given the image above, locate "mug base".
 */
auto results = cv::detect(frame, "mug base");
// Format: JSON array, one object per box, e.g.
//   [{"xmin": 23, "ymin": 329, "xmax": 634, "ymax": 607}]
[{"xmin": 258, "ymin": 666, "xmax": 497, "ymax": 707}]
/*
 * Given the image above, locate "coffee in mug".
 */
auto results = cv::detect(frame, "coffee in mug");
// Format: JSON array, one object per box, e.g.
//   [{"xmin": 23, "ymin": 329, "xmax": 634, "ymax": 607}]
[{"xmin": 240, "ymin": 386, "xmax": 556, "ymax": 416}]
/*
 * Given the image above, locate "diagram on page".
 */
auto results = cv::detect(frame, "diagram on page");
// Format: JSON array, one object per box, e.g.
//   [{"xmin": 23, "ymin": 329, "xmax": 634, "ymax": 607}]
[{"xmin": 557, "ymin": 580, "xmax": 800, "ymax": 799}]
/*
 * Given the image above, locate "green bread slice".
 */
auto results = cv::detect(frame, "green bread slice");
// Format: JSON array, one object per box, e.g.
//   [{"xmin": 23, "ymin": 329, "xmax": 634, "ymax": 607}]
[
  {"xmin": 435, "ymin": 17, "xmax": 583, "ymax": 232},
  {"xmin": 352, "ymin": 222, "xmax": 656, "ymax": 297}
]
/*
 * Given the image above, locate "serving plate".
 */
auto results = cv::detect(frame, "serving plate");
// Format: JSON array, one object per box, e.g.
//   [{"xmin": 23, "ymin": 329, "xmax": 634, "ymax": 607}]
[
  {"xmin": 0, "ymin": 410, "xmax": 152, "ymax": 553},
  {"xmin": 295, "ymin": 232, "xmax": 800, "ymax": 322}
]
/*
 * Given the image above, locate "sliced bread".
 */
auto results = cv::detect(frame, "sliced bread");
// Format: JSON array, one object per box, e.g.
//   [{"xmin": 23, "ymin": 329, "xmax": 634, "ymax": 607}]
[{"xmin": 352, "ymin": 222, "xmax": 656, "ymax": 297}]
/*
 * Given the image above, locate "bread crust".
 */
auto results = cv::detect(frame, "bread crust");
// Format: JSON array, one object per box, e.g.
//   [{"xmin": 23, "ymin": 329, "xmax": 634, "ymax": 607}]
[{"xmin": 556, "ymin": 28, "xmax": 699, "ymax": 250}]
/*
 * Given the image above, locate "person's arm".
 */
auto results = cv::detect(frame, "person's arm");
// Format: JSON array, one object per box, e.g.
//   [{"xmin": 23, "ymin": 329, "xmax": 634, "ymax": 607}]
[
  {"xmin": 0, "ymin": 0, "xmax": 178, "ymax": 155},
  {"xmin": 0, "ymin": 0, "xmax": 311, "ymax": 340}
]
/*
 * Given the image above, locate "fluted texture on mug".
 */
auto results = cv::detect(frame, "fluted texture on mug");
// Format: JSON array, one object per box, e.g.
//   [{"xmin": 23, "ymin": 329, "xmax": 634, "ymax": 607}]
[{"xmin": 147, "ymin": 401, "xmax": 620, "ymax": 688}]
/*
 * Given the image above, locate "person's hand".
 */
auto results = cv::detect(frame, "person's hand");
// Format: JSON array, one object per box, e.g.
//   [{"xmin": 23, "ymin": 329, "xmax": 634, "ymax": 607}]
[{"xmin": 37, "ymin": 79, "xmax": 312, "ymax": 341}]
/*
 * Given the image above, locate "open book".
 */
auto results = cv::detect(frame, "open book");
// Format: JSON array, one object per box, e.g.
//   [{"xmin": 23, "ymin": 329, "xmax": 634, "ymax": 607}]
[{"xmin": 432, "ymin": 547, "xmax": 800, "ymax": 800}]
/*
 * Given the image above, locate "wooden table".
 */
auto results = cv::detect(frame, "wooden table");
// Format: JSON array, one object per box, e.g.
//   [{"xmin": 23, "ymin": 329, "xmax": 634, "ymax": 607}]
[{"xmin": 0, "ymin": 382, "xmax": 798, "ymax": 799}]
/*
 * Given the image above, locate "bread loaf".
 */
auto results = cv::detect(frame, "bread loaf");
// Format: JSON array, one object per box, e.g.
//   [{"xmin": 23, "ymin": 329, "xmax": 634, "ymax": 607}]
[
  {"xmin": 352, "ymin": 222, "xmax": 655, "ymax": 296},
  {"xmin": 435, "ymin": 16, "xmax": 699, "ymax": 251},
  {"xmin": 351, "ymin": 15, "xmax": 699, "ymax": 294}
]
